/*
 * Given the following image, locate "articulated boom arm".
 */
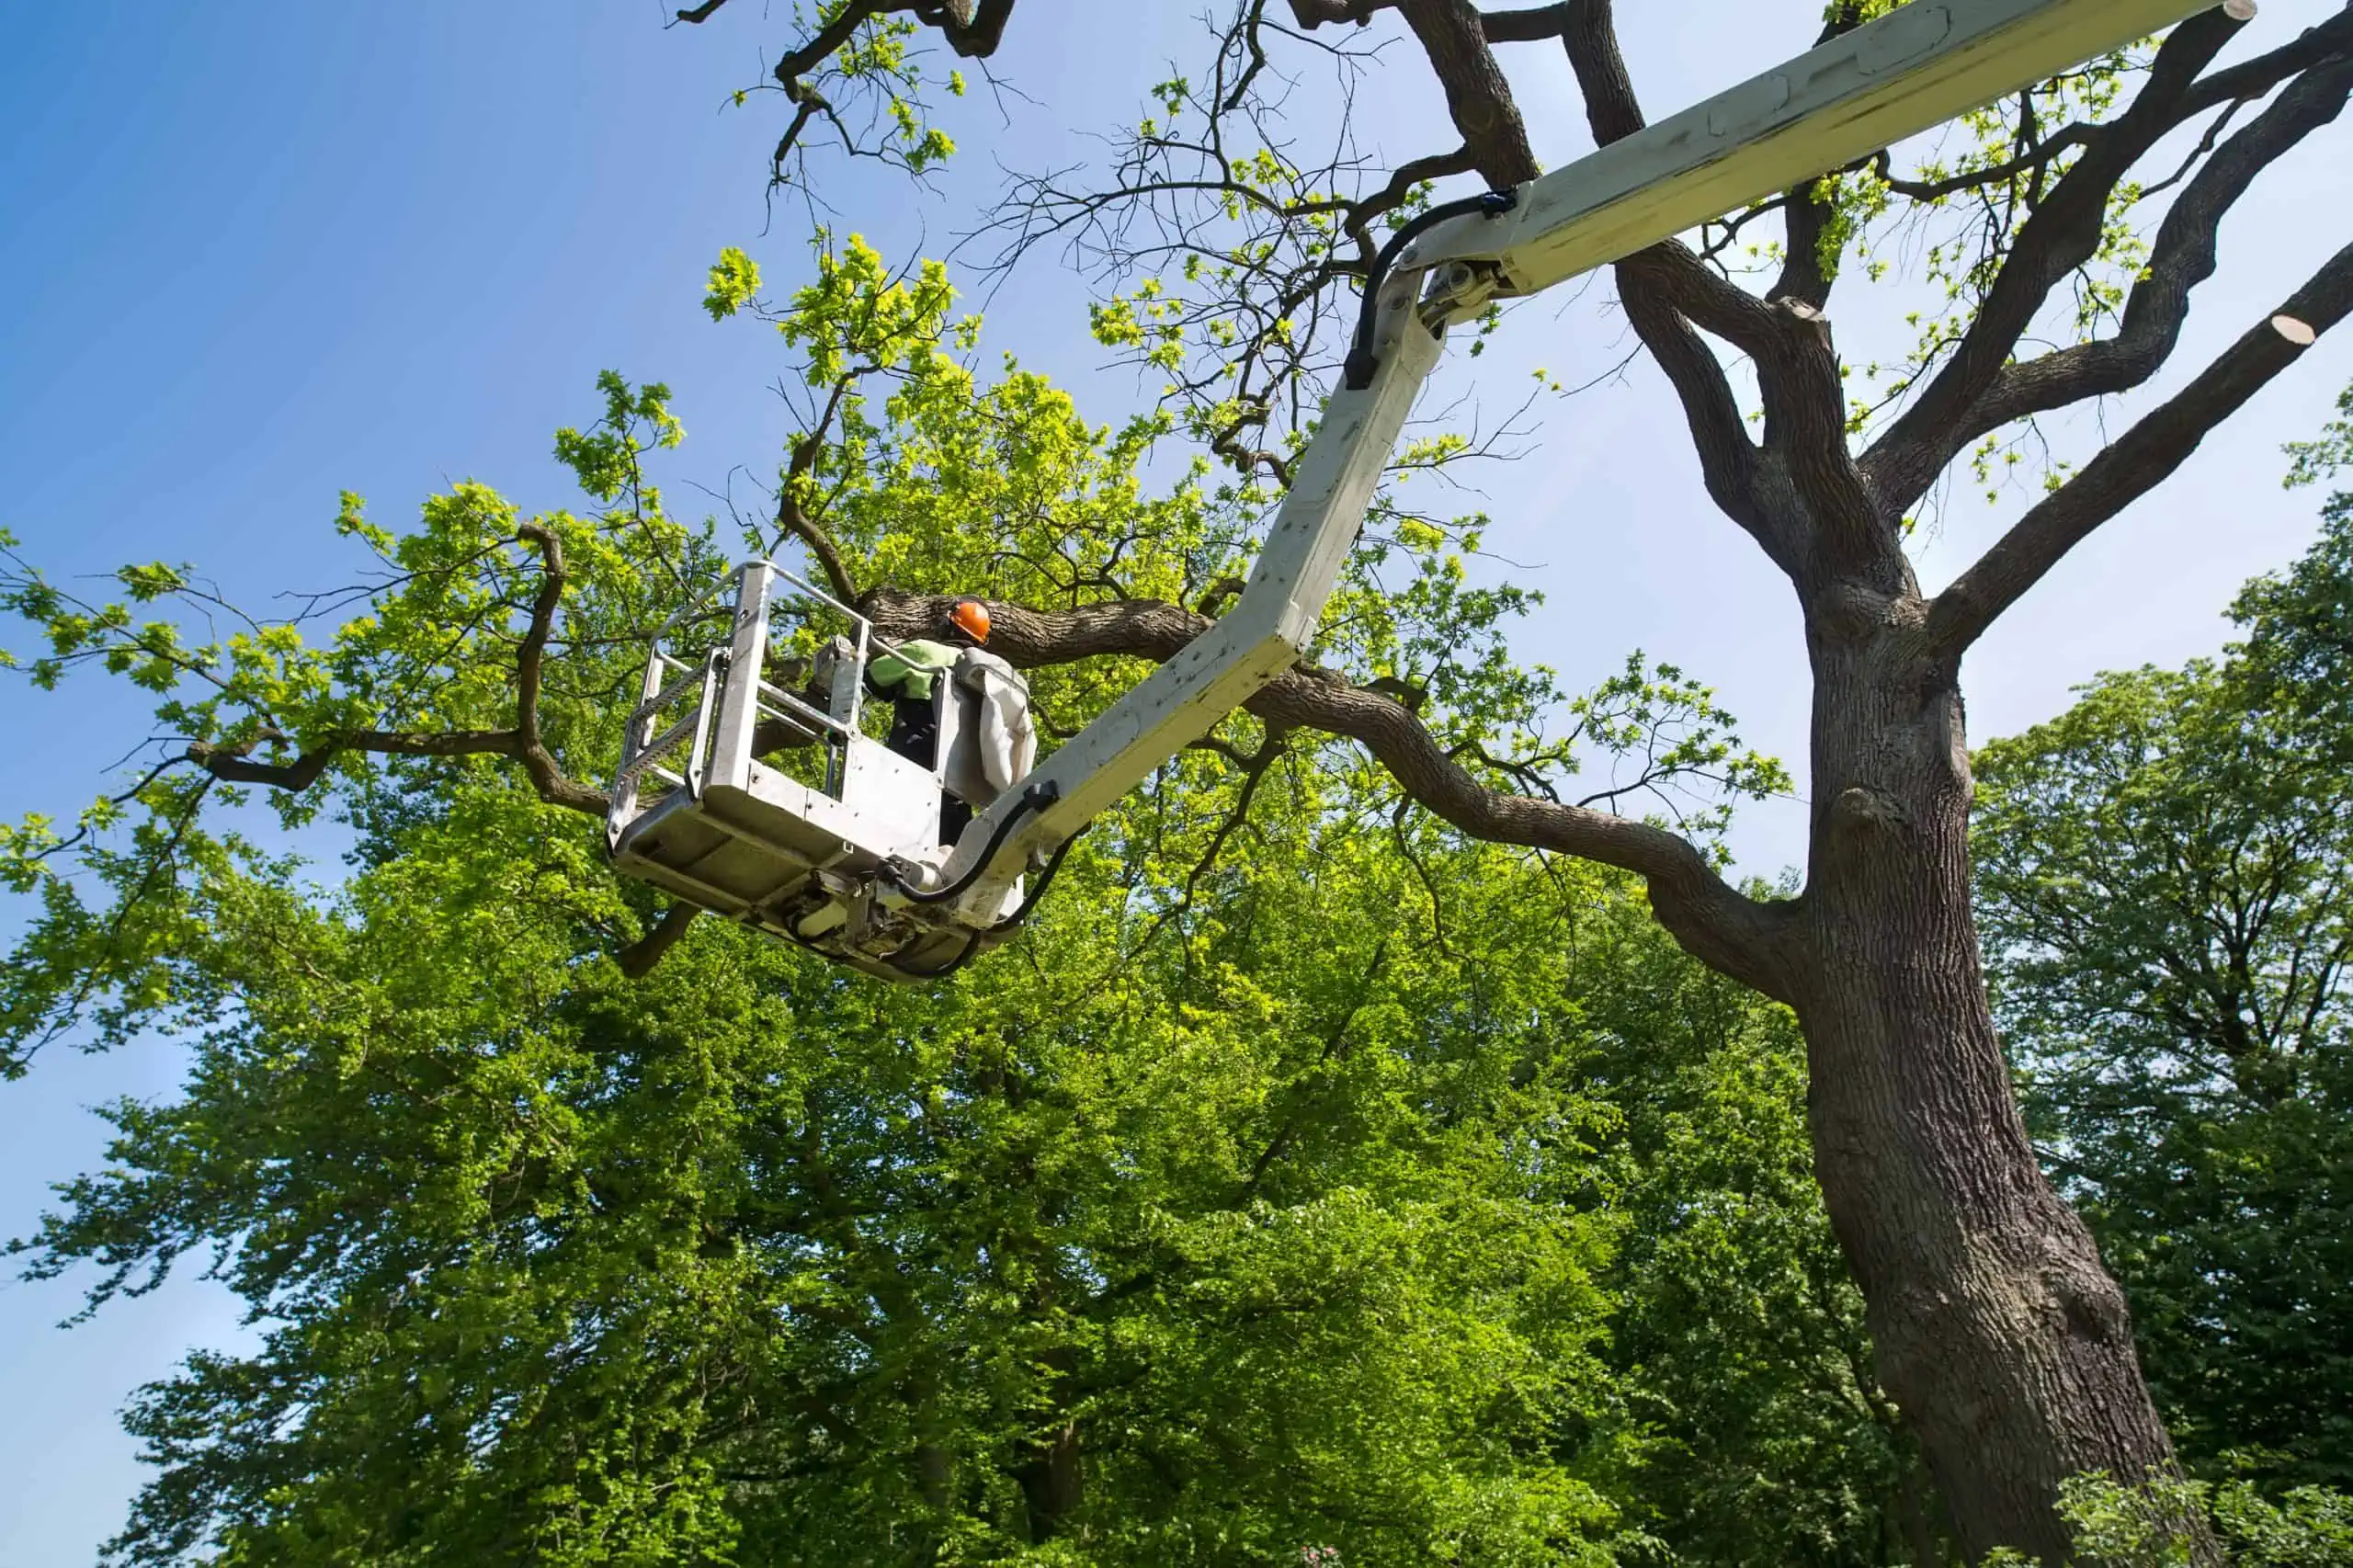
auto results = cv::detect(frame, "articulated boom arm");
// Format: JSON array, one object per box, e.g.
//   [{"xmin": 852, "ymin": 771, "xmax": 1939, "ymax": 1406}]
[{"xmin": 921, "ymin": 0, "xmax": 2211, "ymax": 931}]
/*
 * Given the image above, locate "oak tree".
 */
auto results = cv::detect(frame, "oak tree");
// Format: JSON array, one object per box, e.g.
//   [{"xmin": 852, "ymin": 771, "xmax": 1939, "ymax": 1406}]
[{"xmin": 661, "ymin": 1, "xmax": 2353, "ymax": 1557}]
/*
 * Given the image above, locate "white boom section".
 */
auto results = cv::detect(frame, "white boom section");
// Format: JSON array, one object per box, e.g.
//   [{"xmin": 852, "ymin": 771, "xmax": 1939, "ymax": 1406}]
[
  {"xmin": 909, "ymin": 0, "xmax": 2217, "ymax": 926},
  {"xmin": 1408, "ymin": 0, "xmax": 2211, "ymax": 296}
]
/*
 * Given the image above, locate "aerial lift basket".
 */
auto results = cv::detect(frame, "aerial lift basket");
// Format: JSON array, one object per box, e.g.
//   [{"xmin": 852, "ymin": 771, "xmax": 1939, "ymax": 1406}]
[{"xmin": 607, "ymin": 560, "xmax": 1026, "ymax": 980}]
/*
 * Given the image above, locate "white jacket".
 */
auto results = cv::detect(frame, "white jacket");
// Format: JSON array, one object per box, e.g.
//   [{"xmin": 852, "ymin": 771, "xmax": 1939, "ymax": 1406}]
[{"xmin": 956, "ymin": 648, "xmax": 1036, "ymax": 793}]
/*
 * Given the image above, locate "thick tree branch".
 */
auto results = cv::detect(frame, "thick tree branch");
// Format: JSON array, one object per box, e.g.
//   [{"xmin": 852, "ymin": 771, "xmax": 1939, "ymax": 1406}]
[
  {"xmin": 904, "ymin": 0, "xmax": 1017, "ymax": 58},
  {"xmin": 1617, "ymin": 233, "xmax": 1788, "ymax": 363},
  {"xmin": 2176, "ymin": 4, "xmax": 2353, "ymax": 119},
  {"xmin": 1756, "ymin": 304, "xmax": 1886, "ymax": 566},
  {"xmin": 1607, "ymin": 224, "xmax": 1876, "ymax": 568},
  {"xmin": 616, "ymin": 903, "xmax": 700, "ymax": 977},
  {"xmin": 1558, "ymin": 0, "xmax": 1641, "ymax": 142},
  {"xmin": 1284, "ymin": 1, "xmax": 1543, "ymax": 184},
  {"xmin": 1612, "ymin": 271, "xmax": 1790, "ymax": 571},
  {"xmin": 1286, "ymin": 1, "xmax": 1403, "ymax": 26},
  {"xmin": 1559, "ymin": 0, "xmax": 1845, "ymax": 359},
  {"xmin": 1866, "ymin": 6, "xmax": 2261, "ymax": 503},
  {"xmin": 865, "ymin": 587, "xmax": 1801, "ymax": 998},
  {"xmin": 1476, "ymin": 4, "xmax": 1569, "ymax": 44},
  {"xmin": 772, "ymin": 4, "xmax": 879, "ymax": 91},
  {"xmin": 509, "ymin": 521, "xmax": 591, "ymax": 811},
  {"xmin": 1764, "ymin": 0, "xmax": 1880, "ymax": 310},
  {"xmin": 1869, "ymin": 53, "xmax": 2353, "ymax": 507},
  {"xmin": 186, "ymin": 726, "xmax": 605, "ymax": 816},
  {"xmin": 1556, "ymin": 0, "xmax": 1832, "ymax": 571},
  {"xmin": 1554, "ymin": 0, "xmax": 1762, "ymax": 357},
  {"xmin": 1927, "ymin": 242, "xmax": 2353, "ymax": 662},
  {"xmin": 767, "ymin": 0, "xmax": 1018, "ymax": 82},
  {"xmin": 1395, "ymin": 0, "xmax": 1540, "ymax": 187},
  {"xmin": 1771, "ymin": 176, "xmax": 1838, "ymax": 311},
  {"xmin": 1557, "ymin": 0, "xmax": 1876, "ymax": 567}
]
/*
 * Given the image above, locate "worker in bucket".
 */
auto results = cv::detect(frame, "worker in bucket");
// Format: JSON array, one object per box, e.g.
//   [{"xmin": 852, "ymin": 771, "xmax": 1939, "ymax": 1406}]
[{"xmin": 865, "ymin": 598, "xmax": 1032, "ymax": 845}]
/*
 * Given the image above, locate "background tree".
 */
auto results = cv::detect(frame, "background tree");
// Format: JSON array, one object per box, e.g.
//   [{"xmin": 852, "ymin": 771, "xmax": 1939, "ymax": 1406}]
[
  {"xmin": 1973, "ymin": 415, "xmax": 2353, "ymax": 1494},
  {"xmin": 1563, "ymin": 911, "xmax": 1938, "ymax": 1566},
  {"xmin": 649, "ymin": 3, "xmax": 2353, "ymax": 1553}
]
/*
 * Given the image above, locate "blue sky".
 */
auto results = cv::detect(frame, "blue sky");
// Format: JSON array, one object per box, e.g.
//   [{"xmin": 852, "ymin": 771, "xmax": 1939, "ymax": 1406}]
[{"xmin": 3, "ymin": 2, "xmax": 2347, "ymax": 1559}]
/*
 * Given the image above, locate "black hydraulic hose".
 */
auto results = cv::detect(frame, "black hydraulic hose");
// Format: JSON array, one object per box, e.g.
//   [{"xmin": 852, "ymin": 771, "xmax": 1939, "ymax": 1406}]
[
  {"xmin": 984, "ymin": 821, "xmax": 1091, "ymax": 936},
  {"xmin": 880, "ymin": 824, "xmax": 1086, "ymax": 979},
  {"xmin": 881, "ymin": 819, "xmax": 1091, "ymax": 980},
  {"xmin": 1341, "ymin": 187, "xmax": 1518, "ymax": 392},
  {"xmin": 880, "ymin": 928, "xmax": 984, "ymax": 981},
  {"xmin": 884, "ymin": 778, "xmax": 1062, "ymax": 904}
]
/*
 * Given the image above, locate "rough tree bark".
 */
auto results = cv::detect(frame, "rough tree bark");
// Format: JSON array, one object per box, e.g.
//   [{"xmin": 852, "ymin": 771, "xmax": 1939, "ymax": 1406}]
[
  {"xmin": 1797, "ymin": 566, "xmax": 2181, "ymax": 1560},
  {"xmin": 688, "ymin": 0, "xmax": 2353, "ymax": 1556}
]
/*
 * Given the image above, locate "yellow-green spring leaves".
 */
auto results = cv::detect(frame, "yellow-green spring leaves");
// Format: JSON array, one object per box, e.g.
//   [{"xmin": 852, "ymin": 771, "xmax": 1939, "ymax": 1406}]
[{"xmin": 703, "ymin": 246, "xmax": 762, "ymax": 322}]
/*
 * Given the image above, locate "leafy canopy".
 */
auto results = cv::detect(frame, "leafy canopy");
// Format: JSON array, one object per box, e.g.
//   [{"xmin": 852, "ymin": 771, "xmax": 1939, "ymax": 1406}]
[
  {"xmin": 2, "ymin": 228, "xmax": 1802, "ymax": 1563},
  {"xmin": 1972, "ymin": 416, "xmax": 2353, "ymax": 1492}
]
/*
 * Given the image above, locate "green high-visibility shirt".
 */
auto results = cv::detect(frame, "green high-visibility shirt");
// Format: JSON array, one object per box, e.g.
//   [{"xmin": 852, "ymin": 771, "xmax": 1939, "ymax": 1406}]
[{"xmin": 867, "ymin": 640, "xmax": 961, "ymax": 702}]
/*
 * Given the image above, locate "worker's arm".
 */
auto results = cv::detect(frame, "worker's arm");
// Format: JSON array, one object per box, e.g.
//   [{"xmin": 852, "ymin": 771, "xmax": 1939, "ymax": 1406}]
[{"xmin": 867, "ymin": 640, "xmax": 960, "ymax": 701}]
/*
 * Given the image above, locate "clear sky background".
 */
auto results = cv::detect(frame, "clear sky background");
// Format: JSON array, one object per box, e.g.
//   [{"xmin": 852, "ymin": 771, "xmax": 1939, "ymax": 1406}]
[{"xmin": 3, "ymin": 3, "xmax": 2347, "ymax": 1560}]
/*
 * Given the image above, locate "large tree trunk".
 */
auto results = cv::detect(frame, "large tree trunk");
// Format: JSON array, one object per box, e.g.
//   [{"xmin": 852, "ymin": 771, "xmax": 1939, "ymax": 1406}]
[
  {"xmin": 1793, "ymin": 595, "xmax": 2202, "ymax": 1563},
  {"xmin": 1015, "ymin": 1418, "xmax": 1082, "ymax": 1542}
]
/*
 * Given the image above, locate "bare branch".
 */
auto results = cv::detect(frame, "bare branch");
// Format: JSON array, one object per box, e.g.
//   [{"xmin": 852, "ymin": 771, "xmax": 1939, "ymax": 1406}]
[
  {"xmin": 1344, "ymin": 143, "xmax": 1479, "ymax": 250},
  {"xmin": 1865, "ymin": 6, "xmax": 2260, "ymax": 503},
  {"xmin": 1870, "ymin": 53, "xmax": 2353, "ymax": 507},
  {"xmin": 1145, "ymin": 730, "xmax": 1290, "ymax": 940},
  {"xmin": 744, "ymin": 1, "xmax": 1023, "ymax": 187},
  {"xmin": 1927, "ymin": 242, "xmax": 2353, "ymax": 662},
  {"xmin": 1872, "ymin": 127, "xmax": 2095, "ymax": 204}
]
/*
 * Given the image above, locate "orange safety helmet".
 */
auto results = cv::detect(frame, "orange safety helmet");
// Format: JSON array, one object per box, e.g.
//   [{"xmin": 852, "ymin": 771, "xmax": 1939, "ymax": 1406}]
[{"xmin": 949, "ymin": 598, "xmax": 991, "ymax": 643}]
